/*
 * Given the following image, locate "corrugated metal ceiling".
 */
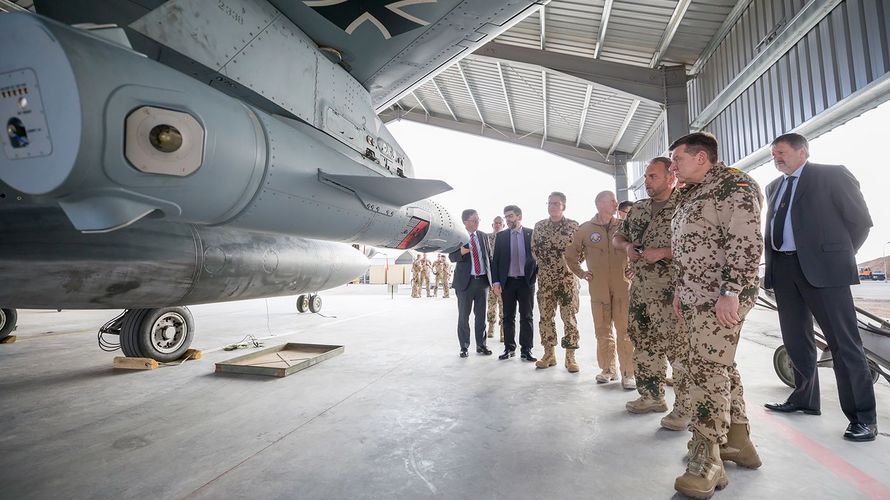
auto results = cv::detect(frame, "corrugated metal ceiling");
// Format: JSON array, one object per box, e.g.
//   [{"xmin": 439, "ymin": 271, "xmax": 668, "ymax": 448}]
[{"xmin": 389, "ymin": 0, "xmax": 739, "ymax": 166}]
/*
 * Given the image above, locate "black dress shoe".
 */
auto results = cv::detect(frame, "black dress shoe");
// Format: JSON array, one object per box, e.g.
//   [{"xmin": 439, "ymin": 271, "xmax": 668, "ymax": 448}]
[
  {"xmin": 843, "ymin": 423, "xmax": 877, "ymax": 442},
  {"xmin": 476, "ymin": 347, "xmax": 492, "ymax": 355},
  {"xmin": 459, "ymin": 350, "xmax": 468, "ymax": 358},
  {"xmin": 498, "ymin": 350, "xmax": 515, "ymax": 360},
  {"xmin": 764, "ymin": 401, "xmax": 821, "ymax": 415},
  {"xmin": 520, "ymin": 350, "xmax": 537, "ymax": 362}
]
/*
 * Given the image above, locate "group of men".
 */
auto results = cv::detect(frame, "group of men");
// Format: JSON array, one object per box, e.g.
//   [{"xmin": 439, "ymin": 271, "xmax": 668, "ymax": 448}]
[
  {"xmin": 411, "ymin": 253, "xmax": 451, "ymax": 298},
  {"xmin": 449, "ymin": 131, "xmax": 877, "ymax": 499}
]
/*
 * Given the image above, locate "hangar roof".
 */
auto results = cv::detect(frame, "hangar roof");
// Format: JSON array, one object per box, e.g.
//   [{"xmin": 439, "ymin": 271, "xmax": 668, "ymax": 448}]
[{"xmin": 381, "ymin": 0, "xmax": 748, "ymax": 175}]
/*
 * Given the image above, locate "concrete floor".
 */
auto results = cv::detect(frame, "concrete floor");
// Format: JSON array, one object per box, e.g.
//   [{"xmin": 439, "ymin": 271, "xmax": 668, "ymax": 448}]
[{"xmin": 1, "ymin": 284, "xmax": 888, "ymax": 499}]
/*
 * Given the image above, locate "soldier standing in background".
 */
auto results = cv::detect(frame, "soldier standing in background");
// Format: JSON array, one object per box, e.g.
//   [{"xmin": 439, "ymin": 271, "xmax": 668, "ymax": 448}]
[
  {"xmin": 432, "ymin": 254, "xmax": 451, "ymax": 298},
  {"xmin": 420, "ymin": 254, "xmax": 433, "ymax": 297},
  {"xmin": 669, "ymin": 132, "xmax": 763, "ymax": 498},
  {"xmin": 613, "ymin": 157, "xmax": 690, "ymax": 430},
  {"xmin": 487, "ymin": 216, "xmax": 505, "ymax": 340},
  {"xmin": 566, "ymin": 191, "xmax": 636, "ymax": 390},
  {"xmin": 617, "ymin": 200, "xmax": 635, "ymax": 220},
  {"xmin": 411, "ymin": 254, "xmax": 423, "ymax": 298},
  {"xmin": 532, "ymin": 192, "xmax": 581, "ymax": 372}
]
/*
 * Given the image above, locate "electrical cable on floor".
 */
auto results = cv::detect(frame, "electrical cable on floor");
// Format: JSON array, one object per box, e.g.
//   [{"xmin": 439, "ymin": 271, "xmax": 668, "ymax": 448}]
[{"xmin": 97, "ymin": 311, "xmax": 126, "ymax": 352}]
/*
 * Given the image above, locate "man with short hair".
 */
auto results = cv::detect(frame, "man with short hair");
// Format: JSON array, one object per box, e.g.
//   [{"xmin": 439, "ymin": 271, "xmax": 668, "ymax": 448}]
[
  {"xmin": 669, "ymin": 132, "xmax": 763, "ymax": 498},
  {"xmin": 566, "ymin": 191, "xmax": 635, "ymax": 389},
  {"xmin": 492, "ymin": 205, "xmax": 538, "ymax": 362},
  {"xmin": 449, "ymin": 209, "xmax": 493, "ymax": 358},
  {"xmin": 487, "ymin": 216, "xmax": 505, "ymax": 340},
  {"xmin": 613, "ymin": 158, "xmax": 689, "ymax": 430},
  {"xmin": 419, "ymin": 254, "xmax": 433, "ymax": 297},
  {"xmin": 763, "ymin": 133, "xmax": 877, "ymax": 442},
  {"xmin": 617, "ymin": 200, "xmax": 635, "ymax": 220},
  {"xmin": 410, "ymin": 254, "xmax": 423, "ymax": 298},
  {"xmin": 532, "ymin": 192, "xmax": 580, "ymax": 372}
]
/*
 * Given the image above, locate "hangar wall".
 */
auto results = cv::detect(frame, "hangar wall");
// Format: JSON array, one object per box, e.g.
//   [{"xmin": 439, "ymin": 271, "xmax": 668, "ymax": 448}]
[
  {"xmin": 691, "ymin": 0, "xmax": 890, "ymax": 167},
  {"xmin": 627, "ymin": 0, "xmax": 889, "ymax": 199}
]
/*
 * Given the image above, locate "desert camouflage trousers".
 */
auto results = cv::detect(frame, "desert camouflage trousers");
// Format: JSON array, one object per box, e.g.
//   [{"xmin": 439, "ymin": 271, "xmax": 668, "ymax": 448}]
[
  {"xmin": 681, "ymin": 298, "xmax": 754, "ymax": 444},
  {"xmin": 537, "ymin": 280, "xmax": 580, "ymax": 349},
  {"xmin": 411, "ymin": 273, "xmax": 430, "ymax": 298},
  {"xmin": 432, "ymin": 275, "xmax": 450, "ymax": 297},
  {"xmin": 627, "ymin": 277, "xmax": 689, "ymax": 415},
  {"xmin": 487, "ymin": 289, "xmax": 503, "ymax": 334}
]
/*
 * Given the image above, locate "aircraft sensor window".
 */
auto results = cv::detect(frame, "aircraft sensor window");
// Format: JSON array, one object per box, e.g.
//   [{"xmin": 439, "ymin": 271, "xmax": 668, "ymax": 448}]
[
  {"xmin": 148, "ymin": 124, "xmax": 183, "ymax": 153},
  {"xmin": 6, "ymin": 117, "xmax": 28, "ymax": 148}
]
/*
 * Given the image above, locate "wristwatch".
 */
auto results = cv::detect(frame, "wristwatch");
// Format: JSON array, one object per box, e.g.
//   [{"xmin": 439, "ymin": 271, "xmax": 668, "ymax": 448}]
[{"xmin": 719, "ymin": 289, "xmax": 738, "ymax": 298}]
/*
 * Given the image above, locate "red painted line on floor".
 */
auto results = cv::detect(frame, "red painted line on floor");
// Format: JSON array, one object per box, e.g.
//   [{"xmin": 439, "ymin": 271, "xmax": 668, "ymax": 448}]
[{"xmin": 757, "ymin": 407, "xmax": 890, "ymax": 499}]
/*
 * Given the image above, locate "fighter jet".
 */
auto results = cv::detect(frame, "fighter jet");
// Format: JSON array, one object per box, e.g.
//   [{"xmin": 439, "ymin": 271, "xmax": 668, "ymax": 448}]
[{"xmin": 0, "ymin": 0, "xmax": 543, "ymax": 360}]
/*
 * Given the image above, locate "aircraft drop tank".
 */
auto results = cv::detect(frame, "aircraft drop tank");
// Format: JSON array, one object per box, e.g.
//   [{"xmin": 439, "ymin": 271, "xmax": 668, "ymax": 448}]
[{"xmin": 0, "ymin": 14, "xmax": 466, "ymax": 253}]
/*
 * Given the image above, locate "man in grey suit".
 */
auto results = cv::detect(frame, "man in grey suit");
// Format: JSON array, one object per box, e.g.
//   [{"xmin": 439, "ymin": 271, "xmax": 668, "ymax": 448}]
[
  {"xmin": 762, "ymin": 133, "xmax": 877, "ymax": 442},
  {"xmin": 449, "ymin": 209, "xmax": 493, "ymax": 358}
]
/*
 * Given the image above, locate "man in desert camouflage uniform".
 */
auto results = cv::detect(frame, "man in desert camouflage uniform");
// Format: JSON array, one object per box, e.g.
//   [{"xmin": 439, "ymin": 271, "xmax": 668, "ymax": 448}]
[
  {"xmin": 531, "ymin": 192, "xmax": 580, "ymax": 372},
  {"xmin": 432, "ymin": 254, "xmax": 451, "ymax": 298},
  {"xmin": 411, "ymin": 254, "xmax": 423, "ymax": 298},
  {"xmin": 613, "ymin": 157, "xmax": 690, "ymax": 430},
  {"xmin": 419, "ymin": 254, "xmax": 433, "ymax": 297},
  {"xmin": 669, "ymin": 132, "xmax": 763, "ymax": 498},
  {"xmin": 487, "ymin": 216, "xmax": 505, "ymax": 340}
]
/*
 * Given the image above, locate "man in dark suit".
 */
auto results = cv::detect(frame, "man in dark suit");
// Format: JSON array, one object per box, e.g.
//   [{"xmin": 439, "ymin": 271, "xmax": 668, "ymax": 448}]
[
  {"xmin": 492, "ymin": 205, "xmax": 538, "ymax": 361},
  {"xmin": 449, "ymin": 209, "xmax": 493, "ymax": 358},
  {"xmin": 763, "ymin": 133, "xmax": 877, "ymax": 442}
]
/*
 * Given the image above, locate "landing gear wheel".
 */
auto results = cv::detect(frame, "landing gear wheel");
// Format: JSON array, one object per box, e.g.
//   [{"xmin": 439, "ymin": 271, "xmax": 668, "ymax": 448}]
[
  {"xmin": 119, "ymin": 307, "xmax": 195, "ymax": 362},
  {"xmin": 296, "ymin": 294, "xmax": 309, "ymax": 313},
  {"xmin": 773, "ymin": 345, "xmax": 796, "ymax": 388},
  {"xmin": 308, "ymin": 295, "xmax": 322, "ymax": 313},
  {"xmin": 0, "ymin": 308, "xmax": 17, "ymax": 340}
]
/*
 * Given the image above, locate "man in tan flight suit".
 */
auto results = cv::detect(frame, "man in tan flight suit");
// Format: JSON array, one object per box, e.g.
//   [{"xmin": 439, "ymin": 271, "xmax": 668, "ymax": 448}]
[
  {"xmin": 419, "ymin": 254, "xmax": 433, "ymax": 297},
  {"xmin": 531, "ymin": 192, "xmax": 580, "ymax": 372},
  {"xmin": 566, "ymin": 191, "xmax": 635, "ymax": 389},
  {"xmin": 487, "ymin": 216, "xmax": 505, "ymax": 340}
]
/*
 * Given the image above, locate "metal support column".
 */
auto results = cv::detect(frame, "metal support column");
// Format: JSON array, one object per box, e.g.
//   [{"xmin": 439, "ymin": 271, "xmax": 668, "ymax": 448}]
[
  {"xmin": 663, "ymin": 65, "xmax": 689, "ymax": 145},
  {"xmin": 613, "ymin": 154, "xmax": 629, "ymax": 202}
]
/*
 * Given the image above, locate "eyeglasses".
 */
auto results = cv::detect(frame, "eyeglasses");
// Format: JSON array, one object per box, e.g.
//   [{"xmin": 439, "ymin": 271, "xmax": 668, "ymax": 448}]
[{"xmin": 546, "ymin": 202, "xmax": 563, "ymax": 207}]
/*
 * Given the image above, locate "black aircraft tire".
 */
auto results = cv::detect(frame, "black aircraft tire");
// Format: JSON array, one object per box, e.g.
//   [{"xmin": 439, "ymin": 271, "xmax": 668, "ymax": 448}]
[
  {"xmin": 0, "ymin": 308, "xmax": 17, "ymax": 339},
  {"xmin": 120, "ymin": 309, "xmax": 149, "ymax": 358},
  {"xmin": 773, "ymin": 345, "xmax": 796, "ymax": 388},
  {"xmin": 135, "ymin": 307, "xmax": 195, "ymax": 363},
  {"xmin": 296, "ymin": 294, "xmax": 309, "ymax": 313},
  {"xmin": 309, "ymin": 295, "xmax": 322, "ymax": 314}
]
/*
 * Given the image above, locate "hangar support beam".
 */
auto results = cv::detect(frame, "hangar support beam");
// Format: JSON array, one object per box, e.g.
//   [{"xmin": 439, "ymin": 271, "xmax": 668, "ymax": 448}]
[
  {"xmin": 380, "ymin": 109, "xmax": 619, "ymax": 177},
  {"xmin": 472, "ymin": 42, "xmax": 665, "ymax": 104}
]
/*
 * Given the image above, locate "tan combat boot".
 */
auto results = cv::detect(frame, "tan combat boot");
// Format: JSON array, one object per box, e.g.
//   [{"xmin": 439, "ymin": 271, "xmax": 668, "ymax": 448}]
[
  {"xmin": 535, "ymin": 346, "xmax": 557, "ymax": 369},
  {"xmin": 565, "ymin": 349, "xmax": 579, "ymax": 373},
  {"xmin": 660, "ymin": 408, "xmax": 690, "ymax": 431},
  {"xmin": 719, "ymin": 423, "xmax": 762, "ymax": 469},
  {"xmin": 675, "ymin": 433, "xmax": 728, "ymax": 499},
  {"xmin": 625, "ymin": 396, "xmax": 668, "ymax": 414}
]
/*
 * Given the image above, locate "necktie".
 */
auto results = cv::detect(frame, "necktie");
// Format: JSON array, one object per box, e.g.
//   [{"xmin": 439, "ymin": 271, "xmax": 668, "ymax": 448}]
[
  {"xmin": 772, "ymin": 176, "xmax": 795, "ymax": 250},
  {"xmin": 511, "ymin": 231, "xmax": 520, "ymax": 276},
  {"xmin": 470, "ymin": 233, "xmax": 481, "ymax": 275}
]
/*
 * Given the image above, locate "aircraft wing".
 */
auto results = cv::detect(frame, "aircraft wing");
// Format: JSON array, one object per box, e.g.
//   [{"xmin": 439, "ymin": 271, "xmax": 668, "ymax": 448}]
[{"xmin": 33, "ymin": 0, "xmax": 544, "ymax": 112}]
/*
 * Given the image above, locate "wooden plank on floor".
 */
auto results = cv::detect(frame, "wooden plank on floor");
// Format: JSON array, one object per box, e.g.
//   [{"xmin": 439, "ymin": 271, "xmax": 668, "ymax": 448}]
[{"xmin": 113, "ymin": 357, "xmax": 159, "ymax": 370}]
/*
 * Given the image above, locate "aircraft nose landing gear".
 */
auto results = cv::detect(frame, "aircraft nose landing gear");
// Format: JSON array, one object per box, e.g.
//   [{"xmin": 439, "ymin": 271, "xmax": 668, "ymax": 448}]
[{"xmin": 296, "ymin": 294, "xmax": 322, "ymax": 314}]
